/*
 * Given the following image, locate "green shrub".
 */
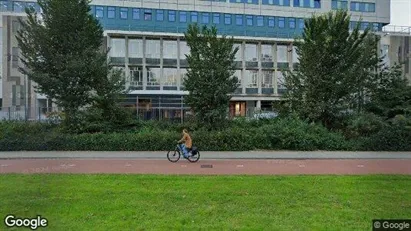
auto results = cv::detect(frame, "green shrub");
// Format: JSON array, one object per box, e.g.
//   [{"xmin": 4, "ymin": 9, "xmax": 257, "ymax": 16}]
[{"xmin": 360, "ymin": 124, "xmax": 411, "ymax": 151}]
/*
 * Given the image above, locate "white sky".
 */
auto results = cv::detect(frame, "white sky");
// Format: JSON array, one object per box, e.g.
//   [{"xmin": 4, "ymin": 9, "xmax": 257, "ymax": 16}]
[{"xmin": 390, "ymin": 0, "xmax": 411, "ymax": 26}]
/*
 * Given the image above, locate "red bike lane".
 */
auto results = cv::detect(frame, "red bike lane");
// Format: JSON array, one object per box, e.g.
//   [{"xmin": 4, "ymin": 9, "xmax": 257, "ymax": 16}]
[{"xmin": 1, "ymin": 159, "xmax": 411, "ymax": 175}]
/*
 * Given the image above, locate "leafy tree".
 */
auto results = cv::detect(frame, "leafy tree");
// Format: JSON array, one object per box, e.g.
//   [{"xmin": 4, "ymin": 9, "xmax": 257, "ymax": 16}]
[
  {"xmin": 184, "ymin": 24, "xmax": 238, "ymax": 128},
  {"xmin": 16, "ymin": 0, "xmax": 118, "ymax": 130},
  {"xmin": 365, "ymin": 64, "xmax": 411, "ymax": 119},
  {"xmin": 282, "ymin": 10, "xmax": 381, "ymax": 128}
]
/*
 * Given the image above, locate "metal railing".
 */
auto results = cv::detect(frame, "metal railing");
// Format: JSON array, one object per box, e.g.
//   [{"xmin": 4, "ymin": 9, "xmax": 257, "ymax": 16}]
[
  {"xmin": 0, "ymin": 106, "xmax": 278, "ymax": 122},
  {"xmin": 382, "ymin": 25, "xmax": 411, "ymax": 35}
]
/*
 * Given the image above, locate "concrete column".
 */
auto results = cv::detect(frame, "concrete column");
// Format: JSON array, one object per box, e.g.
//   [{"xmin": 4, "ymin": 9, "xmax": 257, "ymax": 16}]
[
  {"xmin": 256, "ymin": 100, "xmax": 261, "ymax": 110},
  {"xmin": 241, "ymin": 41, "xmax": 246, "ymax": 94},
  {"xmin": 160, "ymin": 37, "xmax": 164, "ymax": 90},
  {"xmin": 125, "ymin": 36, "xmax": 129, "ymax": 88},
  {"xmin": 142, "ymin": 36, "xmax": 147, "ymax": 90},
  {"xmin": 273, "ymin": 43, "xmax": 278, "ymax": 95},
  {"xmin": 177, "ymin": 37, "xmax": 181, "ymax": 91},
  {"xmin": 257, "ymin": 42, "xmax": 262, "ymax": 94}
]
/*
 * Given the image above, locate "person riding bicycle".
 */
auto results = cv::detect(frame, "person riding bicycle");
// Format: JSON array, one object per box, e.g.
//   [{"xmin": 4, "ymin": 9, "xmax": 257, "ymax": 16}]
[{"xmin": 177, "ymin": 129, "xmax": 192, "ymax": 158}]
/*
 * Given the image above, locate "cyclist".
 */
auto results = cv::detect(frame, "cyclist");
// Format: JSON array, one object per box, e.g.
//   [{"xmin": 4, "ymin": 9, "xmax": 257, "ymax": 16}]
[{"xmin": 177, "ymin": 129, "xmax": 192, "ymax": 158}]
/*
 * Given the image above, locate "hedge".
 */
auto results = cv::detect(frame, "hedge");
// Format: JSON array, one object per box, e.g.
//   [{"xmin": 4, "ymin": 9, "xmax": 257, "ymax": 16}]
[{"xmin": 0, "ymin": 119, "xmax": 358, "ymax": 151}]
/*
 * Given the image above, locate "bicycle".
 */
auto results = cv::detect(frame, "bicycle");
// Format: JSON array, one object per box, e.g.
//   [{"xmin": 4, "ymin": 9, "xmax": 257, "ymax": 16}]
[{"xmin": 167, "ymin": 143, "xmax": 200, "ymax": 163}]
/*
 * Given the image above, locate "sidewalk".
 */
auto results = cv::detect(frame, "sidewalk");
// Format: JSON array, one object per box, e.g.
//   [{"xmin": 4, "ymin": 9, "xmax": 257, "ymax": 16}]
[{"xmin": 1, "ymin": 151, "xmax": 411, "ymax": 159}]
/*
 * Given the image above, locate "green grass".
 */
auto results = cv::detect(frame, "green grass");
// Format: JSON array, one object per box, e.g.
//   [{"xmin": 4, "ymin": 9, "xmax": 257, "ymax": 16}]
[{"xmin": 1, "ymin": 175, "xmax": 410, "ymax": 230}]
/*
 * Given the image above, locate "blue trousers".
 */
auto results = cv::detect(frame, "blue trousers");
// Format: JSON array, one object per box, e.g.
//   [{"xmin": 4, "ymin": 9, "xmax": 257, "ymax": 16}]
[{"xmin": 179, "ymin": 144, "xmax": 189, "ymax": 157}]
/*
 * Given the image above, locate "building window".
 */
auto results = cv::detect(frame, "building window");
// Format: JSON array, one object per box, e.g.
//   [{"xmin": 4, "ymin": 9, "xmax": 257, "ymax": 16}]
[
  {"xmin": 268, "ymin": 17, "xmax": 275, "ymax": 27},
  {"xmin": 163, "ymin": 40, "xmax": 178, "ymax": 60},
  {"xmin": 256, "ymin": 16, "xmax": 264, "ymax": 27},
  {"xmin": 277, "ymin": 45, "xmax": 288, "ymax": 63},
  {"xmin": 13, "ymin": 2, "xmax": 24, "ymax": 13},
  {"xmin": 146, "ymin": 40, "xmax": 161, "ymax": 59},
  {"xmin": 120, "ymin": 8, "xmax": 128, "ymax": 19},
  {"xmin": 130, "ymin": 67, "xmax": 143, "ymax": 86},
  {"xmin": 169, "ymin": 10, "xmax": 176, "ymax": 22},
  {"xmin": 263, "ymin": 0, "xmax": 291, "ymax": 6},
  {"xmin": 246, "ymin": 16, "xmax": 253, "ymax": 26},
  {"xmin": 278, "ymin": 17, "xmax": 285, "ymax": 28},
  {"xmin": 314, "ymin": 0, "xmax": 321, "ymax": 8},
  {"xmin": 262, "ymin": 71, "xmax": 273, "ymax": 88},
  {"xmin": 180, "ymin": 11, "xmax": 187, "ymax": 22},
  {"xmin": 1, "ymin": 1, "xmax": 9, "ymax": 11},
  {"xmin": 236, "ymin": 15, "xmax": 243, "ymax": 25},
  {"xmin": 163, "ymin": 68, "xmax": 178, "ymax": 86},
  {"xmin": 132, "ymin": 9, "xmax": 140, "ymax": 20},
  {"xmin": 292, "ymin": 46, "xmax": 299, "ymax": 63},
  {"xmin": 128, "ymin": 39, "xmax": 143, "ymax": 58},
  {"xmin": 332, "ymin": 0, "xmax": 348, "ymax": 10},
  {"xmin": 180, "ymin": 41, "xmax": 190, "ymax": 60},
  {"xmin": 246, "ymin": 70, "xmax": 258, "ymax": 87},
  {"xmin": 107, "ymin": 7, "xmax": 115, "ymax": 19},
  {"xmin": 12, "ymin": 20, "xmax": 20, "ymax": 33},
  {"xmin": 294, "ymin": 0, "xmax": 321, "ymax": 8},
  {"xmin": 110, "ymin": 38, "xmax": 126, "ymax": 57},
  {"xmin": 245, "ymin": 43, "xmax": 258, "ymax": 62},
  {"xmin": 225, "ymin": 14, "xmax": 232, "ymax": 25},
  {"xmin": 350, "ymin": 2, "xmax": 374, "ymax": 12},
  {"xmin": 156, "ymin": 10, "xmax": 164, "ymax": 21},
  {"xmin": 144, "ymin": 9, "xmax": 152, "ymax": 21},
  {"xmin": 298, "ymin": 18, "xmax": 304, "ymax": 29},
  {"xmin": 373, "ymin": 23, "xmax": 379, "ymax": 31},
  {"xmin": 233, "ymin": 43, "xmax": 242, "ymax": 61},
  {"xmin": 261, "ymin": 44, "xmax": 273, "ymax": 62},
  {"xmin": 146, "ymin": 67, "xmax": 161, "ymax": 86},
  {"xmin": 289, "ymin": 18, "xmax": 296, "ymax": 29},
  {"xmin": 95, "ymin": 6, "xmax": 104, "ymax": 18},
  {"xmin": 191, "ymin": 12, "xmax": 198, "ymax": 22},
  {"xmin": 213, "ymin": 13, "xmax": 220, "ymax": 24},
  {"xmin": 202, "ymin": 13, "xmax": 210, "ymax": 24}
]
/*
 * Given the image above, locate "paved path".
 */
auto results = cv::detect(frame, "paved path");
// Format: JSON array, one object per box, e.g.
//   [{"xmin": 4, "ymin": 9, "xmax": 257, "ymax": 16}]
[
  {"xmin": 1, "ymin": 151, "xmax": 411, "ymax": 159},
  {"xmin": 1, "ymin": 159, "xmax": 411, "ymax": 175}
]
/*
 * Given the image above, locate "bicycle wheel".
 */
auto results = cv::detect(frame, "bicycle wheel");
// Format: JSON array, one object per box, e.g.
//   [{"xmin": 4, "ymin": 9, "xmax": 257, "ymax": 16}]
[
  {"xmin": 167, "ymin": 147, "xmax": 181, "ymax": 163},
  {"xmin": 187, "ymin": 151, "xmax": 200, "ymax": 163}
]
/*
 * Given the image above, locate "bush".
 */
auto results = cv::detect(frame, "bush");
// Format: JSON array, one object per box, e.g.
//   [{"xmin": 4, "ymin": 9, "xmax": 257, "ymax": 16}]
[
  {"xmin": 1, "ymin": 116, "xmax": 408, "ymax": 151},
  {"xmin": 342, "ymin": 113, "xmax": 385, "ymax": 139}
]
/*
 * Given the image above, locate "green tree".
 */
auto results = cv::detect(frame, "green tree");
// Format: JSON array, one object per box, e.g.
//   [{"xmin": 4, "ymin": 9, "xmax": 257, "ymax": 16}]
[
  {"xmin": 366, "ymin": 64, "xmax": 411, "ymax": 119},
  {"xmin": 184, "ymin": 24, "xmax": 238, "ymax": 128},
  {"xmin": 16, "ymin": 0, "xmax": 117, "ymax": 130},
  {"xmin": 282, "ymin": 10, "xmax": 381, "ymax": 128}
]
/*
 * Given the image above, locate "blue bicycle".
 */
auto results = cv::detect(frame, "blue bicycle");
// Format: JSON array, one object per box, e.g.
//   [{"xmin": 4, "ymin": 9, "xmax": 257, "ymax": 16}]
[{"xmin": 167, "ymin": 143, "xmax": 200, "ymax": 163}]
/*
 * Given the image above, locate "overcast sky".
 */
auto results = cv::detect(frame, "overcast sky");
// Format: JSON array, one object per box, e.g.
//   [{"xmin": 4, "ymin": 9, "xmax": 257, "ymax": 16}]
[{"xmin": 390, "ymin": 0, "xmax": 411, "ymax": 26}]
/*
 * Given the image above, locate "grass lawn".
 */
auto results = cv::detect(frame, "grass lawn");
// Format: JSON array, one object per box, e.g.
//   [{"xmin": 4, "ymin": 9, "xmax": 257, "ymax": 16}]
[{"xmin": 1, "ymin": 175, "xmax": 410, "ymax": 230}]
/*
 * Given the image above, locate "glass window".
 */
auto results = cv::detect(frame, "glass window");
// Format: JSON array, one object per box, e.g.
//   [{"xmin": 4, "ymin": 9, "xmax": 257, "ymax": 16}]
[
  {"xmin": 202, "ymin": 13, "xmax": 209, "ymax": 24},
  {"xmin": 262, "ymin": 71, "xmax": 273, "ymax": 87},
  {"xmin": 146, "ymin": 67, "xmax": 161, "ymax": 86},
  {"xmin": 144, "ymin": 9, "xmax": 152, "ymax": 21},
  {"xmin": 180, "ymin": 41, "xmax": 190, "ymax": 60},
  {"xmin": 261, "ymin": 44, "xmax": 273, "ymax": 62},
  {"xmin": 163, "ymin": 40, "xmax": 178, "ymax": 59},
  {"xmin": 233, "ymin": 43, "xmax": 242, "ymax": 61},
  {"xmin": 129, "ymin": 67, "xmax": 143, "ymax": 86},
  {"xmin": 169, "ymin": 10, "xmax": 176, "ymax": 22},
  {"xmin": 145, "ymin": 40, "xmax": 161, "ymax": 59},
  {"xmin": 359, "ymin": 3, "xmax": 365, "ymax": 11},
  {"xmin": 245, "ymin": 70, "xmax": 258, "ymax": 87},
  {"xmin": 132, "ymin": 9, "xmax": 140, "ymax": 20},
  {"xmin": 1, "ymin": 1, "xmax": 9, "ymax": 11},
  {"xmin": 314, "ymin": 0, "xmax": 321, "ymax": 8},
  {"xmin": 128, "ymin": 39, "xmax": 143, "ymax": 58},
  {"xmin": 292, "ymin": 46, "xmax": 299, "ymax": 63},
  {"xmin": 368, "ymin": 3, "xmax": 375, "ymax": 12},
  {"xmin": 120, "ymin": 8, "xmax": 128, "ymax": 19},
  {"xmin": 278, "ymin": 18, "xmax": 285, "ymax": 28},
  {"xmin": 96, "ymin": 6, "xmax": 104, "ymax": 18},
  {"xmin": 163, "ymin": 68, "xmax": 178, "ymax": 86},
  {"xmin": 289, "ymin": 18, "xmax": 296, "ymax": 29},
  {"xmin": 331, "ymin": 0, "xmax": 337, "ymax": 9},
  {"xmin": 340, "ymin": 1, "xmax": 348, "ymax": 9},
  {"xmin": 110, "ymin": 38, "xmax": 126, "ymax": 57},
  {"xmin": 373, "ymin": 23, "xmax": 379, "ymax": 31},
  {"xmin": 246, "ymin": 16, "xmax": 253, "ymax": 26},
  {"xmin": 107, "ymin": 7, "xmax": 115, "ymax": 19},
  {"xmin": 277, "ymin": 45, "xmax": 288, "ymax": 63},
  {"xmin": 245, "ymin": 44, "xmax": 258, "ymax": 62},
  {"xmin": 180, "ymin": 69, "xmax": 188, "ymax": 87},
  {"xmin": 236, "ymin": 15, "xmax": 243, "ymax": 25},
  {"xmin": 156, "ymin": 10, "xmax": 164, "ymax": 21},
  {"xmin": 213, "ymin": 13, "xmax": 220, "ymax": 24},
  {"xmin": 225, "ymin": 14, "xmax": 231, "ymax": 25},
  {"xmin": 257, "ymin": 16, "xmax": 263, "ymax": 27},
  {"xmin": 298, "ymin": 18, "xmax": 304, "ymax": 29},
  {"xmin": 234, "ymin": 70, "xmax": 242, "ymax": 86},
  {"xmin": 180, "ymin": 11, "xmax": 187, "ymax": 22},
  {"xmin": 191, "ymin": 12, "xmax": 198, "ymax": 22},
  {"xmin": 268, "ymin": 17, "xmax": 275, "ymax": 27},
  {"xmin": 277, "ymin": 71, "xmax": 285, "ymax": 90},
  {"xmin": 13, "ymin": 2, "xmax": 24, "ymax": 12}
]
